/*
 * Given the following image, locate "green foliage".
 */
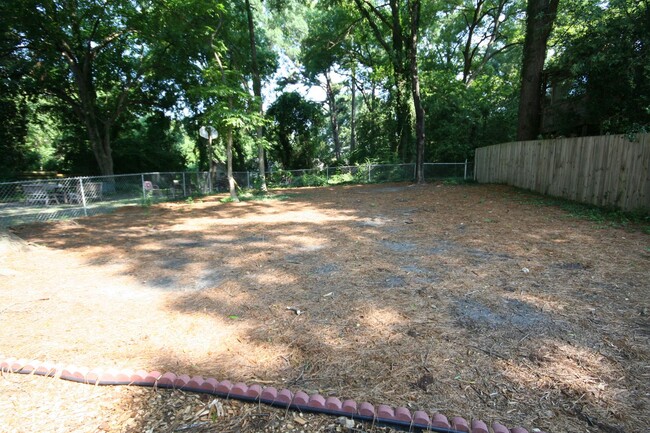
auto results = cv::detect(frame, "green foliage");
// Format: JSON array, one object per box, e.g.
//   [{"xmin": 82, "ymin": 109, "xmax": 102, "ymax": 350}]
[
  {"xmin": 546, "ymin": 0, "xmax": 649, "ymax": 135},
  {"xmin": 267, "ymin": 169, "xmax": 294, "ymax": 186},
  {"xmin": 351, "ymin": 106, "xmax": 397, "ymax": 164},
  {"xmin": 327, "ymin": 172, "xmax": 355, "ymax": 185},
  {"xmin": 371, "ymin": 165, "xmax": 414, "ymax": 183},
  {"xmin": 112, "ymin": 113, "xmax": 187, "ymax": 174},
  {"xmin": 266, "ymin": 92, "xmax": 325, "ymax": 169},
  {"xmin": 1, "ymin": 0, "xmax": 229, "ymax": 175},
  {"xmin": 512, "ymin": 189, "xmax": 650, "ymax": 230},
  {"xmin": 293, "ymin": 173, "xmax": 327, "ymax": 187},
  {"xmin": 0, "ymin": 24, "xmax": 37, "ymax": 179},
  {"xmin": 0, "ymin": 85, "xmax": 33, "ymax": 179},
  {"xmin": 422, "ymin": 70, "xmax": 519, "ymax": 161},
  {"xmin": 221, "ymin": 192, "xmax": 290, "ymax": 203},
  {"xmin": 2, "ymin": 0, "xmax": 647, "ymax": 178}
]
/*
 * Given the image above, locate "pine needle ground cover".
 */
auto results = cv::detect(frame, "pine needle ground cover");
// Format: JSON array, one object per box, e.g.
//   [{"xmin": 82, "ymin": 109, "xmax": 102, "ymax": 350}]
[{"xmin": 2, "ymin": 183, "xmax": 648, "ymax": 433}]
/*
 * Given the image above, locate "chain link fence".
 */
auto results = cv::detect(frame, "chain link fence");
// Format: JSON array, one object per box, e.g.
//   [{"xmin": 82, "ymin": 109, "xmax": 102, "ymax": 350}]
[
  {"xmin": 0, "ymin": 172, "xmax": 212, "ymax": 227},
  {"xmin": 0, "ymin": 162, "xmax": 473, "ymax": 227}
]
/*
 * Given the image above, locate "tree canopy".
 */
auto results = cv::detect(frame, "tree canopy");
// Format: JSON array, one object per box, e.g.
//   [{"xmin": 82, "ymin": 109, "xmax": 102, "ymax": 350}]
[{"xmin": 1, "ymin": 0, "xmax": 647, "ymax": 180}]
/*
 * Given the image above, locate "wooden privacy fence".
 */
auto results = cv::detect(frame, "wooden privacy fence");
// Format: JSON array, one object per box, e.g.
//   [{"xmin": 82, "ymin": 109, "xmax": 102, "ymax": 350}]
[{"xmin": 474, "ymin": 134, "xmax": 650, "ymax": 211}]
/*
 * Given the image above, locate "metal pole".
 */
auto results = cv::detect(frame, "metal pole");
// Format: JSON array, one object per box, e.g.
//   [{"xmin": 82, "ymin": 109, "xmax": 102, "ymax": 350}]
[
  {"xmin": 79, "ymin": 178, "xmax": 88, "ymax": 217},
  {"xmin": 464, "ymin": 159, "xmax": 468, "ymax": 180},
  {"xmin": 247, "ymin": 171, "xmax": 250, "ymax": 189},
  {"xmin": 208, "ymin": 136, "xmax": 213, "ymax": 193},
  {"xmin": 182, "ymin": 172, "xmax": 187, "ymax": 197},
  {"xmin": 141, "ymin": 174, "xmax": 146, "ymax": 202}
]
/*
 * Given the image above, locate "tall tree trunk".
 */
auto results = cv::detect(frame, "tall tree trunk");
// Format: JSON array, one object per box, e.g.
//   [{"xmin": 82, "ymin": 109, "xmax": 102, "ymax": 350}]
[
  {"xmin": 325, "ymin": 72, "xmax": 342, "ymax": 161},
  {"xmin": 353, "ymin": 0, "xmax": 412, "ymax": 160},
  {"xmin": 245, "ymin": 0, "xmax": 267, "ymax": 192},
  {"xmin": 390, "ymin": 0, "xmax": 412, "ymax": 160},
  {"xmin": 408, "ymin": 0, "xmax": 425, "ymax": 183},
  {"xmin": 461, "ymin": 0, "xmax": 484, "ymax": 85},
  {"xmin": 394, "ymin": 78, "xmax": 411, "ymax": 159},
  {"xmin": 85, "ymin": 120, "xmax": 114, "ymax": 176},
  {"xmin": 350, "ymin": 64, "xmax": 357, "ymax": 155},
  {"xmin": 517, "ymin": 0, "xmax": 560, "ymax": 141},
  {"xmin": 70, "ymin": 57, "xmax": 115, "ymax": 176},
  {"xmin": 227, "ymin": 122, "xmax": 238, "ymax": 202},
  {"xmin": 208, "ymin": 136, "xmax": 216, "ymax": 186}
]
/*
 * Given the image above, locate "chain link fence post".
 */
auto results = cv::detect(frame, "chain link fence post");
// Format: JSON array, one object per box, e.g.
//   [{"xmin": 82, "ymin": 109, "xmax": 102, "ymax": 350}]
[
  {"xmin": 79, "ymin": 177, "xmax": 88, "ymax": 217},
  {"xmin": 141, "ymin": 174, "xmax": 146, "ymax": 203}
]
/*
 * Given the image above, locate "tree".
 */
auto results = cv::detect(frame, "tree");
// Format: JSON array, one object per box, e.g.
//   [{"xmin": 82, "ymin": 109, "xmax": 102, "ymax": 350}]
[
  {"xmin": 351, "ymin": 0, "xmax": 412, "ymax": 159},
  {"xmin": 516, "ymin": 0, "xmax": 560, "ymax": 140},
  {"xmin": 544, "ymin": 0, "xmax": 649, "ymax": 135},
  {"xmin": 301, "ymin": 5, "xmax": 349, "ymax": 162},
  {"xmin": 0, "ymin": 64, "xmax": 32, "ymax": 178},
  {"xmin": 2, "ymin": 0, "xmax": 223, "ymax": 176},
  {"xmin": 111, "ymin": 113, "xmax": 187, "ymax": 174},
  {"xmin": 348, "ymin": 0, "xmax": 430, "ymax": 180},
  {"xmin": 451, "ymin": 0, "xmax": 524, "ymax": 86},
  {"xmin": 246, "ymin": 0, "xmax": 269, "ymax": 192},
  {"xmin": 407, "ymin": 0, "xmax": 425, "ymax": 183},
  {"xmin": 266, "ymin": 92, "xmax": 324, "ymax": 169}
]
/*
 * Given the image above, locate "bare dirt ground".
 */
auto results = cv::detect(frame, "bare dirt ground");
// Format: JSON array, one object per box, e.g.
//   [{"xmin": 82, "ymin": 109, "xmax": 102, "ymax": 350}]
[{"xmin": 1, "ymin": 183, "xmax": 648, "ymax": 433}]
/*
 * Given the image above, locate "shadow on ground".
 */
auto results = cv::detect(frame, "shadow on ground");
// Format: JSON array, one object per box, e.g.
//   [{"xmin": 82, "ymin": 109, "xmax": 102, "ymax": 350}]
[{"xmin": 5, "ymin": 183, "xmax": 649, "ymax": 433}]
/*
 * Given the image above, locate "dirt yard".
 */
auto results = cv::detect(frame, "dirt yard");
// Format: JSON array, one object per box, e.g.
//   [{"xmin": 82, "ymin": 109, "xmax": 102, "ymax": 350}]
[{"xmin": 1, "ymin": 183, "xmax": 648, "ymax": 433}]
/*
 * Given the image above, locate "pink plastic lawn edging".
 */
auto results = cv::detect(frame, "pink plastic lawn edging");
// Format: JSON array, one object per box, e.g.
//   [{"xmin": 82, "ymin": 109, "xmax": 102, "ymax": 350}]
[{"xmin": 0, "ymin": 357, "xmax": 545, "ymax": 433}]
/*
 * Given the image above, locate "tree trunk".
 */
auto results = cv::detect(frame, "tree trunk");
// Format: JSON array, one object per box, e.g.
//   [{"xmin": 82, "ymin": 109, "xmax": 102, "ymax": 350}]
[
  {"xmin": 353, "ymin": 0, "xmax": 412, "ymax": 160},
  {"xmin": 517, "ymin": 0, "xmax": 560, "ymax": 141},
  {"xmin": 408, "ymin": 0, "xmax": 425, "ymax": 183},
  {"xmin": 390, "ymin": 0, "xmax": 412, "ymax": 160},
  {"xmin": 85, "ymin": 120, "xmax": 114, "ymax": 176},
  {"xmin": 350, "ymin": 64, "xmax": 357, "ymax": 155},
  {"xmin": 245, "ymin": 0, "xmax": 267, "ymax": 192},
  {"xmin": 70, "ymin": 56, "xmax": 115, "ymax": 176},
  {"xmin": 226, "ymin": 124, "xmax": 238, "ymax": 202},
  {"xmin": 461, "ymin": 0, "xmax": 484, "ymax": 85},
  {"xmin": 325, "ymin": 72, "xmax": 342, "ymax": 161},
  {"xmin": 394, "ymin": 77, "xmax": 411, "ymax": 159},
  {"xmin": 207, "ymin": 136, "xmax": 218, "ymax": 189}
]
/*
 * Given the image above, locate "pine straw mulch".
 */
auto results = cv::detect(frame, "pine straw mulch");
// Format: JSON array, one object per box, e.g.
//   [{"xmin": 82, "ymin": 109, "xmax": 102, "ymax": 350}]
[{"xmin": 1, "ymin": 182, "xmax": 648, "ymax": 433}]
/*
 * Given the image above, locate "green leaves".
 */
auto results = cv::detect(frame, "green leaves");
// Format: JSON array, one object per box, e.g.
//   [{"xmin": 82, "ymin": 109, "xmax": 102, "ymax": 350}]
[
  {"xmin": 266, "ymin": 92, "xmax": 325, "ymax": 169},
  {"xmin": 546, "ymin": 0, "xmax": 650, "ymax": 135}
]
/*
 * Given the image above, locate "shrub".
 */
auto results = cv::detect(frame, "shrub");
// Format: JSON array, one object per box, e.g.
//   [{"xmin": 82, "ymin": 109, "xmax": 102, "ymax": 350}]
[
  {"xmin": 328, "ymin": 172, "xmax": 355, "ymax": 185},
  {"xmin": 293, "ymin": 173, "xmax": 327, "ymax": 187}
]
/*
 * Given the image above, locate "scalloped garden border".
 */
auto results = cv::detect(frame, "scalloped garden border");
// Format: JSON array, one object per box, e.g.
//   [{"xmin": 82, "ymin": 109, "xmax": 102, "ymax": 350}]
[{"xmin": 1, "ymin": 357, "xmax": 544, "ymax": 433}]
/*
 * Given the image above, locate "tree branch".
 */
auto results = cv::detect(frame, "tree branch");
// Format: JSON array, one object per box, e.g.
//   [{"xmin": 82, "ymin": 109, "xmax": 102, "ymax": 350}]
[{"xmin": 353, "ymin": 0, "xmax": 392, "ymax": 54}]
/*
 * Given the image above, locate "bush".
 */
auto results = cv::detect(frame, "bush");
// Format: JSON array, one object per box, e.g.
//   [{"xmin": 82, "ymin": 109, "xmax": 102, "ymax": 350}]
[
  {"xmin": 327, "ymin": 172, "xmax": 355, "ymax": 185},
  {"xmin": 267, "ymin": 170, "xmax": 293, "ymax": 187},
  {"xmin": 292, "ymin": 173, "xmax": 327, "ymax": 187}
]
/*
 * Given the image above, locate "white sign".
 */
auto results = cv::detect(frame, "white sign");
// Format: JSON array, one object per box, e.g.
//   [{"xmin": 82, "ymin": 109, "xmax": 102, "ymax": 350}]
[{"xmin": 199, "ymin": 126, "xmax": 218, "ymax": 140}]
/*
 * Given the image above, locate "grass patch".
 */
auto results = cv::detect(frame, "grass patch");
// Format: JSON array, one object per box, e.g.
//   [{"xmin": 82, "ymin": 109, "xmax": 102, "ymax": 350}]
[
  {"xmin": 440, "ymin": 177, "xmax": 477, "ymax": 186},
  {"xmin": 512, "ymin": 189, "xmax": 650, "ymax": 231},
  {"xmin": 220, "ymin": 191, "xmax": 291, "ymax": 203}
]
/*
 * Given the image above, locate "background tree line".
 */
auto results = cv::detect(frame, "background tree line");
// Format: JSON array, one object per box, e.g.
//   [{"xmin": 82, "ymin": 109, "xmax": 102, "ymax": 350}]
[{"xmin": 1, "ymin": 0, "xmax": 648, "ymax": 182}]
